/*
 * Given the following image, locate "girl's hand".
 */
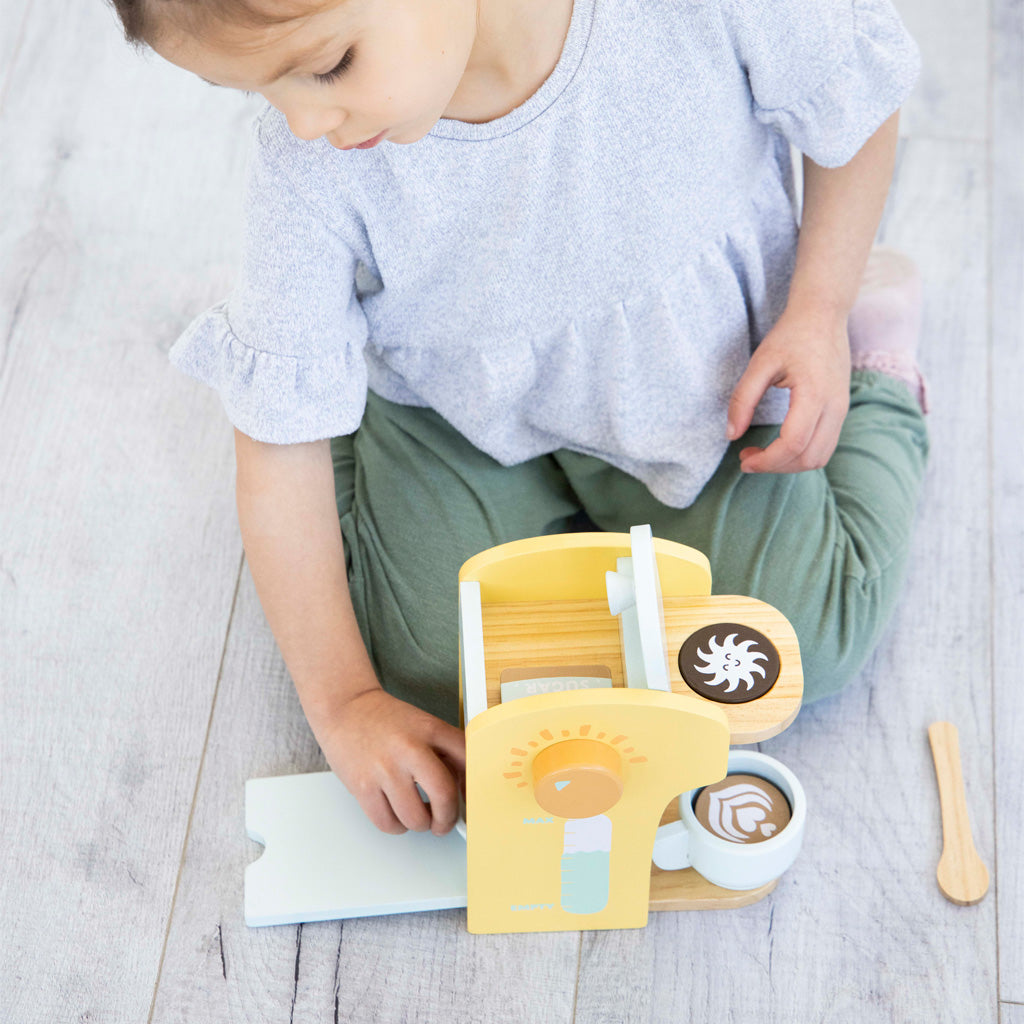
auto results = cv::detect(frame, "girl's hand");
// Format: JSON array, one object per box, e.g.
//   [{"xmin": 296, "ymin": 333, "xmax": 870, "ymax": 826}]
[
  {"xmin": 318, "ymin": 688, "xmax": 466, "ymax": 836},
  {"xmin": 726, "ymin": 307, "xmax": 851, "ymax": 474}
]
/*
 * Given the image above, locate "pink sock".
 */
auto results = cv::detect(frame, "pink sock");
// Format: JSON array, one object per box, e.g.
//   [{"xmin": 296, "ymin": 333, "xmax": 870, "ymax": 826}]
[{"xmin": 847, "ymin": 247, "xmax": 928, "ymax": 412}]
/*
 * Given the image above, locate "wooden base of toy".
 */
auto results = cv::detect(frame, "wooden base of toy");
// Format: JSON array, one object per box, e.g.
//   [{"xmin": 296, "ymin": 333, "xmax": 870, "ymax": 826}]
[{"xmin": 649, "ymin": 866, "xmax": 777, "ymax": 911}]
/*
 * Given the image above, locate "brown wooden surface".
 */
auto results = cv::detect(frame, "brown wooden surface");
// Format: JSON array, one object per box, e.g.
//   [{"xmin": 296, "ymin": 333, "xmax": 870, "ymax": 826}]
[{"xmin": 648, "ymin": 869, "xmax": 777, "ymax": 912}]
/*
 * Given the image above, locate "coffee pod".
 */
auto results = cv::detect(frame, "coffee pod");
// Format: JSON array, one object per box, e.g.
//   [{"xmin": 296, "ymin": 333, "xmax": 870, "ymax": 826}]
[
  {"xmin": 678, "ymin": 623, "xmax": 780, "ymax": 703},
  {"xmin": 693, "ymin": 773, "xmax": 791, "ymax": 844}
]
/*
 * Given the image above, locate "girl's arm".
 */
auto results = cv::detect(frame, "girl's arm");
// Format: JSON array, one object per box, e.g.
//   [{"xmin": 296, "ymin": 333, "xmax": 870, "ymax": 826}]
[
  {"xmin": 234, "ymin": 431, "xmax": 465, "ymax": 835},
  {"xmin": 726, "ymin": 111, "xmax": 901, "ymax": 473}
]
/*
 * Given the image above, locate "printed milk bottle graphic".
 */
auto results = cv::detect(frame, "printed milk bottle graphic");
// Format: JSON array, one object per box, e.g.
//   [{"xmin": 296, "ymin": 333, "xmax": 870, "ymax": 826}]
[{"xmin": 561, "ymin": 814, "xmax": 612, "ymax": 914}]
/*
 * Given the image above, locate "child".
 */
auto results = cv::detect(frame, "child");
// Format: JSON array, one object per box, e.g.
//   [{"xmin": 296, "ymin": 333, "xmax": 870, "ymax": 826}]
[{"xmin": 112, "ymin": 0, "xmax": 928, "ymax": 839}]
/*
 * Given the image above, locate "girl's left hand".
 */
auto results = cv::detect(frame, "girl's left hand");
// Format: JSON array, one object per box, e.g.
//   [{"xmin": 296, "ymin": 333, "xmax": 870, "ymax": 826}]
[{"xmin": 725, "ymin": 307, "xmax": 851, "ymax": 474}]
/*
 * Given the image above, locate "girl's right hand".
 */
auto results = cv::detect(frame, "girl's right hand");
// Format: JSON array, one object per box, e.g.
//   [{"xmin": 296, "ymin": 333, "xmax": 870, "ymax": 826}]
[{"xmin": 318, "ymin": 688, "xmax": 466, "ymax": 837}]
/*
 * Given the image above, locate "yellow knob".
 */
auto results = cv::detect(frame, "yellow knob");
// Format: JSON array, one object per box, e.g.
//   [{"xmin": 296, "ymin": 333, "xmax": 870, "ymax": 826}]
[{"xmin": 532, "ymin": 738, "xmax": 623, "ymax": 818}]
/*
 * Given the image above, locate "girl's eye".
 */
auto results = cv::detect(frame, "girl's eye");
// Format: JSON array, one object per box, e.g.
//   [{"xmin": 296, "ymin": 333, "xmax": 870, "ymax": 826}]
[{"xmin": 315, "ymin": 48, "xmax": 355, "ymax": 85}]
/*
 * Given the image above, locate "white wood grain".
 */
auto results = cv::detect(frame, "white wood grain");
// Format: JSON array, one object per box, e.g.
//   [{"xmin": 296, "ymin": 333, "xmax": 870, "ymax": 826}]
[
  {"xmin": 0, "ymin": 3, "xmax": 249, "ymax": 1021},
  {"xmin": 0, "ymin": 5, "xmax": 29, "ymax": 111},
  {"xmin": 991, "ymin": 0, "xmax": 1024, "ymax": 1004},
  {"xmin": 151, "ymin": 568, "xmax": 582, "ymax": 1024},
  {"xmin": 149, "ymin": 579, "xmax": 337, "ymax": 1022},
  {"xmin": 1, "ymin": 0, "xmax": 1017, "ymax": 1021},
  {"xmin": 897, "ymin": 0, "xmax": 988, "ymax": 141},
  {"xmin": 573, "ymin": 137, "xmax": 997, "ymax": 1023}
]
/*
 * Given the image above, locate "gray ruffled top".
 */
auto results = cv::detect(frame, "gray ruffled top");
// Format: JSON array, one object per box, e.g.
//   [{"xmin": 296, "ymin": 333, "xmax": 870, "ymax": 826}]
[{"xmin": 170, "ymin": 0, "xmax": 920, "ymax": 507}]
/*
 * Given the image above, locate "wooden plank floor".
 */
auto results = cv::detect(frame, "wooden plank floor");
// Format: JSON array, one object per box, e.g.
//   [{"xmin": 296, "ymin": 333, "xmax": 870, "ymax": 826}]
[{"xmin": 1, "ymin": 1, "xmax": 1019, "ymax": 1021}]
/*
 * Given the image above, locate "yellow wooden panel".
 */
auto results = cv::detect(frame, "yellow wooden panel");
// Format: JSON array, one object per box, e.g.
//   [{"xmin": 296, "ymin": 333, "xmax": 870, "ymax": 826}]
[
  {"xmin": 464, "ymin": 688, "xmax": 729, "ymax": 933},
  {"xmin": 459, "ymin": 532, "xmax": 712, "ymax": 602}
]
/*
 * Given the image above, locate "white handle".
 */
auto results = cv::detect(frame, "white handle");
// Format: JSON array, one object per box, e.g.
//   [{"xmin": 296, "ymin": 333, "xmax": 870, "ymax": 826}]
[{"xmin": 652, "ymin": 819, "xmax": 691, "ymax": 870}]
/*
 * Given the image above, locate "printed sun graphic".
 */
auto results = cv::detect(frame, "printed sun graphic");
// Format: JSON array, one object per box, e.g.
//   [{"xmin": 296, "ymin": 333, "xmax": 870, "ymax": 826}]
[
  {"xmin": 678, "ymin": 622, "xmax": 781, "ymax": 704},
  {"xmin": 694, "ymin": 632, "xmax": 768, "ymax": 693}
]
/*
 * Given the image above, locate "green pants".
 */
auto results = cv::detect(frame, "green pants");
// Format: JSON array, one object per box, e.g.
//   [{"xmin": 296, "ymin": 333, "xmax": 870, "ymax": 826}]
[{"xmin": 332, "ymin": 371, "xmax": 928, "ymax": 726}]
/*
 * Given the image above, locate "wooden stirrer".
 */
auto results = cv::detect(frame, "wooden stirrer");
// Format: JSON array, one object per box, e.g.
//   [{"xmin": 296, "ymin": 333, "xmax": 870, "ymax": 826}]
[{"xmin": 927, "ymin": 721, "xmax": 989, "ymax": 905}]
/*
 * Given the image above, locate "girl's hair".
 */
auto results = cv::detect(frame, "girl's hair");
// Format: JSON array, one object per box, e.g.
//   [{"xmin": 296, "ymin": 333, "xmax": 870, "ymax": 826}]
[{"xmin": 108, "ymin": 0, "xmax": 313, "ymax": 52}]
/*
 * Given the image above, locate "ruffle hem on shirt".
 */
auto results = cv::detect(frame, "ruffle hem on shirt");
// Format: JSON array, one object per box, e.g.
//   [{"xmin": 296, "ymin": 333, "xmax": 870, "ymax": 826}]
[{"xmin": 169, "ymin": 302, "xmax": 368, "ymax": 443}]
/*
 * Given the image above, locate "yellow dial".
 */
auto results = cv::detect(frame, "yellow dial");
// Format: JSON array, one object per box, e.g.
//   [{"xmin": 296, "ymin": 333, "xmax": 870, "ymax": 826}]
[{"xmin": 532, "ymin": 738, "xmax": 624, "ymax": 818}]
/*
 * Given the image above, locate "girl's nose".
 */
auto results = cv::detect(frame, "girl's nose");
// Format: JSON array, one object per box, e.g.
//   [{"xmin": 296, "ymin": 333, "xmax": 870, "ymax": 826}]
[{"xmin": 284, "ymin": 105, "xmax": 345, "ymax": 142}]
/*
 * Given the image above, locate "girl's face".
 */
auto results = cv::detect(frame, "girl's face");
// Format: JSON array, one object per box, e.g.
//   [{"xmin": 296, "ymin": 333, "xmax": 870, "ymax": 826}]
[{"xmin": 152, "ymin": 0, "xmax": 479, "ymax": 150}]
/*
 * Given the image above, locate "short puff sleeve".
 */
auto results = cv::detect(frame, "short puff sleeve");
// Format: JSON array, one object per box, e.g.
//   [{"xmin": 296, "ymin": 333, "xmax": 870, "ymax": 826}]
[
  {"xmin": 721, "ymin": 0, "xmax": 921, "ymax": 167},
  {"xmin": 169, "ymin": 116, "xmax": 369, "ymax": 443}
]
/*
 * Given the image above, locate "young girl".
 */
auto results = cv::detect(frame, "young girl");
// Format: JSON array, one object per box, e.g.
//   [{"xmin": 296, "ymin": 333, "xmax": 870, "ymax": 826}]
[{"xmin": 112, "ymin": 0, "xmax": 928, "ymax": 839}]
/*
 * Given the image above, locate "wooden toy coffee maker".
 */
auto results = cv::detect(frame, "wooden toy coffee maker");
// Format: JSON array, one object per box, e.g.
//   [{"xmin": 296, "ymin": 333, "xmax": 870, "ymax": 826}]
[{"xmin": 459, "ymin": 524, "xmax": 803, "ymax": 934}]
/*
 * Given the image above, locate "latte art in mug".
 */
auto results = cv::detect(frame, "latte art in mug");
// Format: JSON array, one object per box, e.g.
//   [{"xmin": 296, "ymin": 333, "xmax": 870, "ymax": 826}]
[{"xmin": 693, "ymin": 773, "xmax": 791, "ymax": 844}]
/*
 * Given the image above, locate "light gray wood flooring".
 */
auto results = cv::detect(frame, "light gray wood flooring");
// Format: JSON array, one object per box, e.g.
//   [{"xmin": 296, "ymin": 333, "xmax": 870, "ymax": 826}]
[{"xmin": 1, "ymin": 0, "xmax": 1020, "ymax": 1021}]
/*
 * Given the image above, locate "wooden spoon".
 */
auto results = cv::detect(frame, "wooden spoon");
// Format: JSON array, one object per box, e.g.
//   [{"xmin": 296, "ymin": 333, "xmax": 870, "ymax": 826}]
[{"xmin": 928, "ymin": 721, "xmax": 989, "ymax": 905}]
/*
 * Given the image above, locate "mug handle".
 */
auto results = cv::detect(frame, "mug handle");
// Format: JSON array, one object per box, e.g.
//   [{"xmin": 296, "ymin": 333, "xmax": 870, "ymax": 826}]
[{"xmin": 652, "ymin": 819, "xmax": 691, "ymax": 870}]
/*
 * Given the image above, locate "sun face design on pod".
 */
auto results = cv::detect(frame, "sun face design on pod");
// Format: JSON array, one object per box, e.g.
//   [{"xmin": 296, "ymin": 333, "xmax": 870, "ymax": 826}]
[
  {"xmin": 694, "ymin": 632, "xmax": 766, "ymax": 692},
  {"xmin": 678, "ymin": 623, "xmax": 781, "ymax": 704}
]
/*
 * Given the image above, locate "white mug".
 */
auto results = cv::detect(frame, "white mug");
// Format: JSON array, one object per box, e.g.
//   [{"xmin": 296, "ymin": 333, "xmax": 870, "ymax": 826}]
[{"xmin": 652, "ymin": 750, "xmax": 806, "ymax": 890}]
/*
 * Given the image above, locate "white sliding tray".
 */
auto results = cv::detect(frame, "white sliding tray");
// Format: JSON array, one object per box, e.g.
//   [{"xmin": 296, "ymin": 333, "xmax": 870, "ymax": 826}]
[{"xmin": 245, "ymin": 771, "xmax": 468, "ymax": 927}]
